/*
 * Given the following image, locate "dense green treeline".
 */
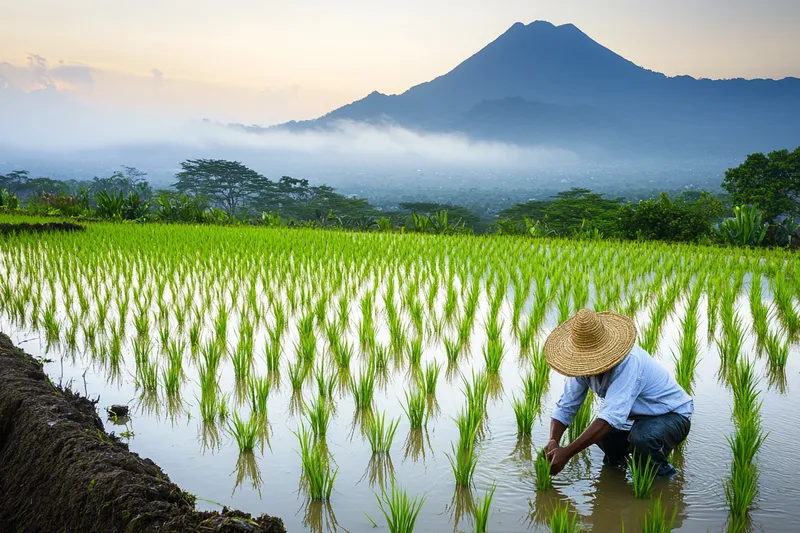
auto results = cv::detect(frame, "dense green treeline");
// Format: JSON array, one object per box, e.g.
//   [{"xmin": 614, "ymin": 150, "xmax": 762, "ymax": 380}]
[{"xmin": 1, "ymin": 147, "xmax": 798, "ymax": 247}]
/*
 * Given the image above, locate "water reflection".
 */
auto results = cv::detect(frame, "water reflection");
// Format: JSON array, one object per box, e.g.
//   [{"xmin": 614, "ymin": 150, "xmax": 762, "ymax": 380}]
[
  {"xmin": 361, "ymin": 454, "xmax": 395, "ymax": 489},
  {"xmin": 586, "ymin": 466, "xmax": 688, "ymax": 532},
  {"xmin": 445, "ymin": 487, "xmax": 474, "ymax": 532},
  {"xmin": 300, "ymin": 500, "xmax": 348, "ymax": 533},
  {"xmin": 232, "ymin": 451, "xmax": 263, "ymax": 497},
  {"xmin": 403, "ymin": 428, "xmax": 432, "ymax": 464}
]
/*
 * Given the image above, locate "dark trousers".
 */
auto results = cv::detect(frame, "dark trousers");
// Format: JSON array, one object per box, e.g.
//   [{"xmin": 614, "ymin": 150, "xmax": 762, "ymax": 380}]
[{"xmin": 596, "ymin": 412, "xmax": 691, "ymax": 476}]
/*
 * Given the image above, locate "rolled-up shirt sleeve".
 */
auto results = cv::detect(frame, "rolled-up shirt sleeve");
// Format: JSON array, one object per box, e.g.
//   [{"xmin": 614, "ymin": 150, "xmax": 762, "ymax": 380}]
[
  {"xmin": 597, "ymin": 355, "xmax": 644, "ymax": 430},
  {"xmin": 552, "ymin": 377, "xmax": 589, "ymax": 427}
]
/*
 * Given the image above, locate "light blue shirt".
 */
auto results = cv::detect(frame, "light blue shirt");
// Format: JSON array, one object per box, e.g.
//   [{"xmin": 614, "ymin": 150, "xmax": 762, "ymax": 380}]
[{"xmin": 551, "ymin": 345, "xmax": 694, "ymax": 431}]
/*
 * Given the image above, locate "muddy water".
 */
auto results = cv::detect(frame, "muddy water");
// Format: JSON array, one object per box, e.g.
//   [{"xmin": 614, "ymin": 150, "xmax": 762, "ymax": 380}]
[{"xmin": 4, "ymin": 295, "xmax": 800, "ymax": 533}]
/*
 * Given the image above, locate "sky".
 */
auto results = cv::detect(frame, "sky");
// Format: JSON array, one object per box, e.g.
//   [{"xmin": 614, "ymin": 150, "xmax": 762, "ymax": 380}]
[{"xmin": 1, "ymin": 0, "xmax": 799, "ymax": 125}]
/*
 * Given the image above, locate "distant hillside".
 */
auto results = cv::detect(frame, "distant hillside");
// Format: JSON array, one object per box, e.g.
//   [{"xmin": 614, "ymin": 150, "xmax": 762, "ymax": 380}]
[{"xmin": 260, "ymin": 21, "xmax": 799, "ymax": 158}]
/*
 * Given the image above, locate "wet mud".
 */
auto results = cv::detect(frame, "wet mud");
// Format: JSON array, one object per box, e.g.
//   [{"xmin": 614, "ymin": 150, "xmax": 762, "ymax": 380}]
[{"xmin": 0, "ymin": 333, "xmax": 286, "ymax": 533}]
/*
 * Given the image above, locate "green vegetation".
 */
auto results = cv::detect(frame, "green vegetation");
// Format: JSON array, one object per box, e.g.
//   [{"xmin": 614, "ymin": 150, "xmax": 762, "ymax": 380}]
[
  {"xmin": 640, "ymin": 496, "xmax": 677, "ymax": 533},
  {"xmin": 534, "ymin": 448, "xmax": 553, "ymax": 491},
  {"xmin": 366, "ymin": 411, "xmax": 400, "ymax": 454},
  {"xmin": 374, "ymin": 480, "xmax": 426, "ymax": 533},
  {"xmin": 549, "ymin": 502, "xmax": 582, "ymax": 533},
  {"xmin": 629, "ymin": 455, "xmax": 659, "ymax": 499},
  {"xmin": 472, "ymin": 484, "xmax": 496, "ymax": 533}
]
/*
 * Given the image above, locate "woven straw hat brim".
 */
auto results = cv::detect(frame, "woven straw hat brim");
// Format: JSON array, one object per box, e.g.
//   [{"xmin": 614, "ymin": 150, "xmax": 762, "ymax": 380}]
[{"xmin": 544, "ymin": 311, "xmax": 636, "ymax": 377}]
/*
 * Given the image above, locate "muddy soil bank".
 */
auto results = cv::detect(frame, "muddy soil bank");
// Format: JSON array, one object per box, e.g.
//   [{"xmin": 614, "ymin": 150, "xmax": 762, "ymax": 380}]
[
  {"xmin": 0, "ymin": 221, "xmax": 86, "ymax": 235},
  {"xmin": 0, "ymin": 333, "xmax": 286, "ymax": 533}
]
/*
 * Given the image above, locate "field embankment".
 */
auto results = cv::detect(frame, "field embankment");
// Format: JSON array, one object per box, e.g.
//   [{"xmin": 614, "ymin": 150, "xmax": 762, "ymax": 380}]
[
  {"xmin": 0, "ymin": 333, "xmax": 286, "ymax": 533},
  {"xmin": 0, "ymin": 221, "xmax": 86, "ymax": 235}
]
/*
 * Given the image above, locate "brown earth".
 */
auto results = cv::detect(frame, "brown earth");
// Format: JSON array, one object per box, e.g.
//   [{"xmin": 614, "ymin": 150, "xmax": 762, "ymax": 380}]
[
  {"xmin": 0, "ymin": 333, "xmax": 286, "ymax": 533},
  {"xmin": 0, "ymin": 221, "xmax": 86, "ymax": 235}
]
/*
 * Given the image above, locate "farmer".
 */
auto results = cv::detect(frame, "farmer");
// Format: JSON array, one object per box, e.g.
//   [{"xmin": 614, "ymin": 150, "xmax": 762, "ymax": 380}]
[{"xmin": 542, "ymin": 308, "xmax": 693, "ymax": 477}]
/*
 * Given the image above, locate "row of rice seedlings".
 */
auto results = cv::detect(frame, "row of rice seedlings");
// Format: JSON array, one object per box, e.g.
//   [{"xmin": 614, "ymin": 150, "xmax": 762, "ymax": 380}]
[
  {"xmin": 772, "ymin": 273, "xmax": 800, "ymax": 338},
  {"xmin": 672, "ymin": 292, "xmax": 700, "ymax": 393},
  {"xmin": 725, "ymin": 359, "xmax": 767, "ymax": 531},
  {"xmin": 748, "ymin": 275, "xmax": 771, "ymax": 348},
  {"xmin": 403, "ymin": 386, "xmax": 428, "ymax": 429}
]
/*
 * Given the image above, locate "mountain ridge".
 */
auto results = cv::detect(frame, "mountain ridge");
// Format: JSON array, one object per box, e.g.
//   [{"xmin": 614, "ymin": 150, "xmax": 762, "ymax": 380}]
[{"xmin": 261, "ymin": 21, "xmax": 800, "ymax": 157}]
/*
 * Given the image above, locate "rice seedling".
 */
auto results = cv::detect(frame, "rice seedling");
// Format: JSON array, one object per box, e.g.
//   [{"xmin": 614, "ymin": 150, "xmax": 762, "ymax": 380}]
[
  {"xmin": 446, "ymin": 407, "xmax": 480, "ymax": 487},
  {"xmin": 472, "ymin": 483, "xmax": 496, "ymax": 533},
  {"xmin": 315, "ymin": 364, "xmax": 336, "ymax": 401},
  {"xmin": 249, "ymin": 376, "xmax": 270, "ymax": 419},
  {"xmin": 512, "ymin": 395, "xmax": 535, "ymax": 437},
  {"xmin": 350, "ymin": 364, "xmax": 377, "ymax": 410},
  {"xmin": 629, "ymin": 455, "xmax": 659, "ymax": 499},
  {"xmin": 366, "ymin": 410, "xmax": 400, "ymax": 454},
  {"xmin": 534, "ymin": 448, "xmax": 553, "ymax": 491},
  {"xmin": 331, "ymin": 338, "xmax": 353, "ymax": 372},
  {"xmin": 305, "ymin": 396, "xmax": 333, "ymax": 440},
  {"xmin": 42, "ymin": 300, "xmax": 60, "ymax": 343},
  {"xmin": 288, "ymin": 357, "xmax": 309, "ymax": 392},
  {"xmin": 482, "ymin": 338, "xmax": 504, "ymax": 374},
  {"xmin": 407, "ymin": 336, "xmax": 423, "ymax": 369},
  {"xmin": 640, "ymin": 495, "xmax": 677, "ymax": 533},
  {"xmin": 265, "ymin": 340, "xmax": 281, "ymax": 376},
  {"xmin": 374, "ymin": 480, "xmax": 426, "ymax": 533},
  {"xmin": 549, "ymin": 502, "xmax": 582, "ymax": 533},
  {"xmin": 763, "ymin": 330, "xmax": 789, "ymax": 371},
  {"xmin": 229, "ymin": 412, "xmax": 261, "ymax": 453},
  {"xmin": 402, "ymin": 387, "xmax": 428, "ymax": 429},
  {"xmin": 444, "ymin": 336, "xmax": 461, "ymax": 363},
  {"xmin": 422, "ymin": 362, "xmax": 441, "ymax": 396},
  {"xmin": 296, "ymin": 424, "xmax": 338, "ymax": 501}
]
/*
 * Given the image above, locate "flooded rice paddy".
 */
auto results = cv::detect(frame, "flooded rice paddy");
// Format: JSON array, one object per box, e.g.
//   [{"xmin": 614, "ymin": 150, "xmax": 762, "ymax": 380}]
[{"xmin": 1, "ymin": 222, "xmax": 799, "ymax": 532}]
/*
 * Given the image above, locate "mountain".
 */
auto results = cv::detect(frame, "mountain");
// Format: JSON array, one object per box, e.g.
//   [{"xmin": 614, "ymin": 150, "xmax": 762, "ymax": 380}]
[{"xmin": 267, "ymin": 21, "xmax": 800, "ymax": 157}]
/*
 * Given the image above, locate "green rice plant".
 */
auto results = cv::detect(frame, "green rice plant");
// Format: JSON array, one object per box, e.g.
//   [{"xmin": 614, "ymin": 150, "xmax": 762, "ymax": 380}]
[
  {"xmin": 265, "ymin": 340, "xmax": 281, "ymax": 376},
  {"xmin": 162, "ymin": 359, "xmax": 182, "ymax": 398},
  {"xmin": 422, "ymin": 362, "xmax": 441, "ymax": 396},
  {"xmin": 640, "ymin": 495, "xmax": 677, "ymax": 533},
  {"xmin": 763, "ymin": 330, "xmax": 789, "ymax": 371},
  {"xmin": 445, "ymin": 405, "xmax": 482, "ymax": 487},
  {"xmin": 472, "ymin": 483, "xmax": 496, "ymax": 533},
  {"xmin": 232, "ymin": 336, "xmax": 254, "ymax": 382},
  {"xmin": 201, "ymin": 339, "xmax": 223, "ymax": 375},
  {"xmin": 629, "ymin": 455, "xmax": 659, "ymax": 499},
  {"xmin": 305, "ymin": 396, "xmax": 333, "ymax": 440},
  {"xmin": 567, "ymin": 391, "xmax": 593, "ymax": 442},
  {"xmin": 512, "ymin": 395, "xmax": 535, "ymax": 437},
  {"xmin": 534, "ymin": 447, "xmax": 553, "ymax": 491},
  {"xmin": 482, "ymin": 338, "xmax": 504, "ymax": 374},
  {"xmin": 407, "ymin": 336, "xmax": 423, "ymax": 369},
  {"xmin": 556, "ymin": 285, "xmax": 571, "ymax": 324},
  {"xmin": 366, "ymin": 410, "xmax": 400, "ymax": 454},
  {"xmin": 331, "ymin": 338, "xmax": 353, "ymax": 372},
  {"xmin": 249, "ymin": 376, "xmax": 270, "ymax": 420},
  {"xmin": 315, "ymin": 364, "xmax": 336, "ymax": 401},
  {"xmin": 214, "ymin": 303, "xmax": 229, "ymax": 345},
  {"xmin": 229, "ymin": 412, "xmax": 261, "ymax": 453},
  {"xmin": 402, "ymin": 387, "xmax": 427, "ymax": 429},
  {"xmin": 444, "ymin": 336, "xmax": 461, "ymax": 363},
  {"xmin": 374, "ymin": 479, "xmax": 426, "ymax": 533},
  {"xmin": 188, "ymin": 320, "xmax": 201, "ymax": 353},
  {"xmin": 296, "ymin": 425, "xmax": 337, "ymax": 501},
  {"xmin": 42, "ymin": 301, "xmax": 60, "ymax": 343},
  {"xmin": 729, "ymin": 359, "xmax": 761, "ymax": 424},
  {"xmin": 672, "ymin": 307, "xmax": 700, "ymax": 393},
  {"xmin": 288, "ymin": 357, "xmax": 309, "ymax": 392},
  {"xmin": 350, "ymin": 363, "xmax": 377, "ymax": 410},
  {"xmin": 371, "ymin": 344, "xmax": 391, "ymax": 371},
  {"xmin": 549, "ymin": 502, "xmax": 581, "ymax": 533}
]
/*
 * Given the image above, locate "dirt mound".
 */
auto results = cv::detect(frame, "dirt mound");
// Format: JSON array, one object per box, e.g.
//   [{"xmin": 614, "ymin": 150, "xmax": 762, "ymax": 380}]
[
  {"xmin": 0, "ymin": 221, "xmax": 86, "ymax": 235},
  {"xmin": 0, "ymin": 333, "xmax": 285, "ymax": 533}
]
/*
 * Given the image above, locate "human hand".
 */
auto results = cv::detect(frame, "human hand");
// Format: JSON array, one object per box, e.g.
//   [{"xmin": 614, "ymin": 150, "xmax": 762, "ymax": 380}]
[
  {"xmin": 547, "ymin": 446, "xmax": 571, "ymax": 476},
  {"xmin": 542, "ymin": 438, "xmax": 559, "ymax": 456}
]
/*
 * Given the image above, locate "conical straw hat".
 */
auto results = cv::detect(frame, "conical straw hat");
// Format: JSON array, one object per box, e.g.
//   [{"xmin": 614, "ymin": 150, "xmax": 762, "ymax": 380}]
[{"xmin": 544, "ymin": 308, "xmax": 636, "ymax": 377}]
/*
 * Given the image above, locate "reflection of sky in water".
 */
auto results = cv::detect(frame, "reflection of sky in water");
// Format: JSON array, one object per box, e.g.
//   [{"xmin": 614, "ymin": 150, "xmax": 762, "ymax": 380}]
[{"xmin": 3, "ymin": 256, "xmax": 799, "ymax": 533}]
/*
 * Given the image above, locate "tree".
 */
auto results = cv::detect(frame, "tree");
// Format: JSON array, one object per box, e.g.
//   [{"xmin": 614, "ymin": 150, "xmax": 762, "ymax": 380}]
[
  {"xmin": 722, "ymin": 147, "xmax": 800, "ymax": 221},
  {"xmin": 617, "ymin": 191, "xmax": 724, "ymax": 242},
  {"xmin": 174, "ymin": 159, "xmax": 270, "ymax": 218}
]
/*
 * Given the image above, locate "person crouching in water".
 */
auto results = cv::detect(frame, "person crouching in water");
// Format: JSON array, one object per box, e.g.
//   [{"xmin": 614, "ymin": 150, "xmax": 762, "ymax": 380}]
[{"xmin": 542, "ymin": 308, "xmax": 693, "ymax": 477}]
